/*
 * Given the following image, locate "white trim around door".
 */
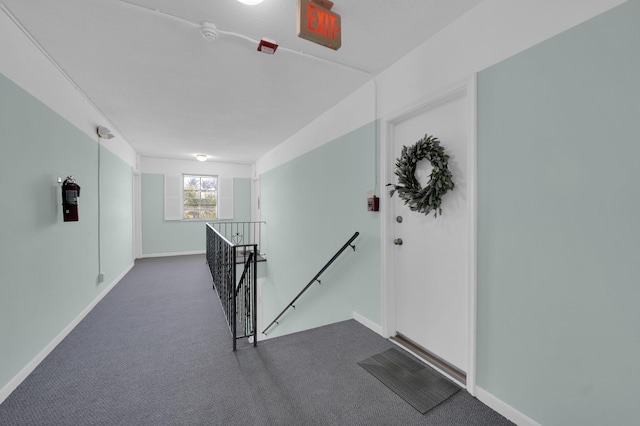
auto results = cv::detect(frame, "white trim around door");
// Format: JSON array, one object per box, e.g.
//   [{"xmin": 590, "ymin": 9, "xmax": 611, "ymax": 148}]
[{"xmin": 380, "ymin": 75, "xmax": 478, "ymax": 395}]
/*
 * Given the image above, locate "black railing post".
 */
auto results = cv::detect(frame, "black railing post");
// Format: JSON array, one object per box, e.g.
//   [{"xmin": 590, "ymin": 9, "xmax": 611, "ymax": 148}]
[
  {"xmin": 252, "ymin": 243, "xmax": 258, "ymax": 347},
  {"xmin": 232, "ymin": 245, "xmax": 237, "ymax": 351}
]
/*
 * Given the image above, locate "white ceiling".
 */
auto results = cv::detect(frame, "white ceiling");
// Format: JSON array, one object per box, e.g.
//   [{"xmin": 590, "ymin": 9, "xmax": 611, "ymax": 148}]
[{"xmin": 2, "ymin": 0, "xmax": 483, "ymax": 164}]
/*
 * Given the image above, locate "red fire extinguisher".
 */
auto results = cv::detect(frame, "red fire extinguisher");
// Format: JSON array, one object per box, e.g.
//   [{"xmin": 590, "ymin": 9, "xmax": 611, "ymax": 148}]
[{"xmin": 62, "ymin": 176, "xmax": 81, "ymax": 222}]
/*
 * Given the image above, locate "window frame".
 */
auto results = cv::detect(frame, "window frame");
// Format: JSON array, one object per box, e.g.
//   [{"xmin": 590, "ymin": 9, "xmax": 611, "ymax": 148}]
[{"xmin": 182, "ymin": 174, "xmax": 218, "ymax": 221}]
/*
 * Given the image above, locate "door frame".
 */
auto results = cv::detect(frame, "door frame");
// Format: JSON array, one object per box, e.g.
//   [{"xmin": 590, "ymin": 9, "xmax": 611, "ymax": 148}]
[{"xmin": 380, "ymin": 75, "xmax": 478, "ymax": 394}]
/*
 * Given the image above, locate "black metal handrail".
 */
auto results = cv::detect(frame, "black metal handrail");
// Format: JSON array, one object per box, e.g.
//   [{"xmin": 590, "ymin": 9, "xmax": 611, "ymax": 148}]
[
  {"xmin": 262, "ymin": 231, "xmax": 360, "ymax": 335},
  {"xmin": 206, "ymin": 223, "xmax": 258, "ymax": 350}
]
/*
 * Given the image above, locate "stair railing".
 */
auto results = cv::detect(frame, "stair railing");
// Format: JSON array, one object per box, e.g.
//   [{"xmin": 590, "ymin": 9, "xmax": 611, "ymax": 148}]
[
  {"xmin": 206, "ymin": 223, "xmax": 258, "ymax": 351},
  {"xmin": 262, "ymin": 231, "xmax": 360, "ymax": 335},
  {"xmin": 210, "ymin": 221, "xmax": 266, "ymax": 256}
]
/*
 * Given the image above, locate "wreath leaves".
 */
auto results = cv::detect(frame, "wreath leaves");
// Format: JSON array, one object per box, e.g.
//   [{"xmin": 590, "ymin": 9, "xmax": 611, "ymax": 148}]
[{"xmin": 387, "ymin": 134, "xmax": 454, "ymax": 217}]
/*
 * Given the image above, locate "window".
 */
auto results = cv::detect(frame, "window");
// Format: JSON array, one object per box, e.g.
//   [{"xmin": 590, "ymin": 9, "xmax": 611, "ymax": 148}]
[{"xmin": 183, "ymin": 175, "xmax": 217, "ymax": 219}]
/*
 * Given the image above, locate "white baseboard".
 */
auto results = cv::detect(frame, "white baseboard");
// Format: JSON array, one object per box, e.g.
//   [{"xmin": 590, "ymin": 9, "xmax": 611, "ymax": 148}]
[
  {"xmin": 140, "ymin": 250, "xmax": 205, "ymax": 258},
  {"xmin": 475, "ymin": 386, "xmax": 542, "ymax": 426},
  {"xmin": 352, "ymin": 311, "xmax": 383, "ymax": 336},
  {"xmin": 0, "ymin": 262, "xmax": 134, "ymax": 404}
]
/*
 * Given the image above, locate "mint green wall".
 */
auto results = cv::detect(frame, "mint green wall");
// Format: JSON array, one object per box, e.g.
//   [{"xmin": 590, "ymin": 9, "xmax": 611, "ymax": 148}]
[
  {"xmin": 477, "ymin": 1, "xmax": 640, "ymax": 425},
  {"xmin": 233, "ymin": 178, "xmax": 251, "ymax": 223},
  {"xmin": 99, "ymin": 147, "xmax": 133, "ymax": 284},
  {"xmin": 0, "ymin": 73, "xmax": 133, "ymax": 392},
  {"xmin": 141, "ymin": 175, "xmax": 251, "ymax": 255},
  {"xmin": 260, "ymin": 122, "xmax": 380, "ymax": 338}
]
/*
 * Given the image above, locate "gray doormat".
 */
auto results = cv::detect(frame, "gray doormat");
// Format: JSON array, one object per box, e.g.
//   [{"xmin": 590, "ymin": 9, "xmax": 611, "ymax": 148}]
[{"xmin": 358, "ymin": 348, "xmax": 461, "ymax": 414}]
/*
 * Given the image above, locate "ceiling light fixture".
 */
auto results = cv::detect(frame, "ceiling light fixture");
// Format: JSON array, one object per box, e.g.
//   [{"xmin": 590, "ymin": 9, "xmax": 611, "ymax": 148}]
[
  {"xmin": 196, "ymin": 154, "xmax": 208, "ymax": 162},
  {"xmin": 237, "ymin": 0, "xmax": 264, "ymax": 5}
]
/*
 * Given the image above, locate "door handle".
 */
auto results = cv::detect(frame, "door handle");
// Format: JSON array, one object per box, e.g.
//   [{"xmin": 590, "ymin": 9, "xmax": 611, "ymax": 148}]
[{"xmin": 394, "ymin": 238, "xmax": 403, "ymax": 246}]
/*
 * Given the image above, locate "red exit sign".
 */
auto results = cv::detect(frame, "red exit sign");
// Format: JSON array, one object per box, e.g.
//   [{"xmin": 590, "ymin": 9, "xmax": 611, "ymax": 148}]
[{"xmin": 297, "ymin": 0, "xmax": 341, "ymax": 50}]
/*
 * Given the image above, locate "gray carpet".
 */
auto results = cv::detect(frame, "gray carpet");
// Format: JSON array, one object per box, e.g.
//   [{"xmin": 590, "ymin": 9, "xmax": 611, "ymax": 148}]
[
  {"xmin": 359, "ymin": 348, "xmax": 460, "ymax": 414},
  {"xmin": 0, "ymin": 255, "xmax": 514, "ymax": 425}
]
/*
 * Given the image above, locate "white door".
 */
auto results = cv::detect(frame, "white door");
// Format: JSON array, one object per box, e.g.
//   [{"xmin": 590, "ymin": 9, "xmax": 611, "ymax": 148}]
[{"xmin": 389, "ymin": 89, "xmax": 470, "ymax": 373}]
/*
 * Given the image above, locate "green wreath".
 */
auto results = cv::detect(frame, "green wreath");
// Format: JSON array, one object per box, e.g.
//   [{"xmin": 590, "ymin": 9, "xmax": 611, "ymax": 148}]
[{"xmin": 387, "ymin": 134, "xmax": 454, "ymax": 217}]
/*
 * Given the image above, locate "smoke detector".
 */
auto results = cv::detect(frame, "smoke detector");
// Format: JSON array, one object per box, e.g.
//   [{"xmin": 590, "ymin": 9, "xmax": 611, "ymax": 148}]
[{"xmin": 200, "ymin": 22, "xmax": 219, "ymax": 40}]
